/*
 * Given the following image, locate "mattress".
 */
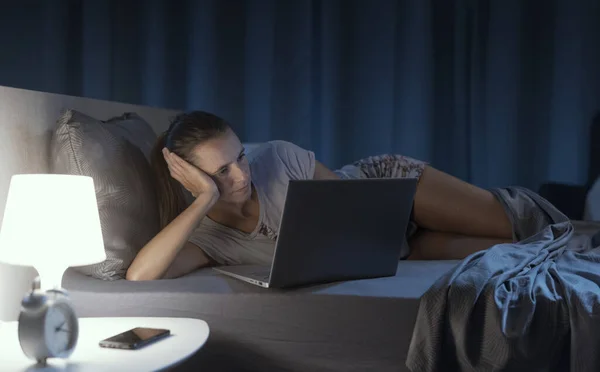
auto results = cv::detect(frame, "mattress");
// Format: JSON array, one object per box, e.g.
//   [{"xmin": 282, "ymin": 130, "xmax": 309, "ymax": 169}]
[{"xmin": 62, "ymin": 260, "xmax": 459, "ymax": 372}]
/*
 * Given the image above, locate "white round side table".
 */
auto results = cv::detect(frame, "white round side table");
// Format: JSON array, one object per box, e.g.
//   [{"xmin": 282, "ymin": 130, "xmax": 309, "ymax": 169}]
[{"xmin": 0, "ymin": 317, "xmax": 209, "ymax": 371}]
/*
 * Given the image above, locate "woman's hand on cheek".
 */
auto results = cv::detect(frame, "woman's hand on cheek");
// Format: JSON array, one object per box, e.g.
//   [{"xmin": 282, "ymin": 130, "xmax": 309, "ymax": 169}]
[{"xmin": 163, "ymin": 148, "xmax": 220, "ymax": 202}]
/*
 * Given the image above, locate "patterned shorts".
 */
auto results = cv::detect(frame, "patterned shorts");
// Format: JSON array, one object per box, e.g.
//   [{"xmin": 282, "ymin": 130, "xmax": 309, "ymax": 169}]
[
  {"xmin": 334, "ymin": 154, "xmax": 428, "ymax": 259},
  {"xmin": 335, "ymin": 154, "xmax": 427, "ymax": 180}
]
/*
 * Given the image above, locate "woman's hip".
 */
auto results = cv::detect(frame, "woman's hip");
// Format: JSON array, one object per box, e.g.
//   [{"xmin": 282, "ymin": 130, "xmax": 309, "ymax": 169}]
[{"xmin": 334, "ymin": 154, "xmax": 427, "ymax": 180}]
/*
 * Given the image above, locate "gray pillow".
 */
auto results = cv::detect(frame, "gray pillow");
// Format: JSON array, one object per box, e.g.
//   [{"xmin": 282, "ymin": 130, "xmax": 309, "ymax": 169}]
[{"xmin": 50, "ymin": 109, "xmax": 160, "ymax": 280}]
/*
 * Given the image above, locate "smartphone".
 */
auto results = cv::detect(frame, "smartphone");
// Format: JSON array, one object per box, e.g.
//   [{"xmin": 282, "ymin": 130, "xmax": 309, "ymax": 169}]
[{"xmin": 99, "ymin": 327, "xmax": 171, "ymax": 350}]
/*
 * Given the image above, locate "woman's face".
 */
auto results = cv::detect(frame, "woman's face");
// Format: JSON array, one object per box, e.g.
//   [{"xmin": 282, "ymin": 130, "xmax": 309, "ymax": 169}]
[{"xmin": 190, "ymin": 129, "xmax": 252, "ymax": 204}]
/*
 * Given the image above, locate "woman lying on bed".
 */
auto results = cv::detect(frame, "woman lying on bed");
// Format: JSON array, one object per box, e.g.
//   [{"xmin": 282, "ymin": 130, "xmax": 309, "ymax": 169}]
[{"xmin": 126, "ymin": 111, "xmax": 513, "ymax": 281}]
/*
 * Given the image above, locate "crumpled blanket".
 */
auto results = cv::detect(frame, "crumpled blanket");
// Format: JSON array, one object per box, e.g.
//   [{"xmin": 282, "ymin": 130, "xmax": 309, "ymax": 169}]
[{"xmin": 406, "ymin": 186, "xmax": 600, "ymax": 372}]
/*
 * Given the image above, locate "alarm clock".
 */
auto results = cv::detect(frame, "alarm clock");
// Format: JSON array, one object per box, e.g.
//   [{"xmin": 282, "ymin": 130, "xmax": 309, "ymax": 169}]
[{"xmin": 17, "ymin": 277, "xmax": 79, "ymax": 365}]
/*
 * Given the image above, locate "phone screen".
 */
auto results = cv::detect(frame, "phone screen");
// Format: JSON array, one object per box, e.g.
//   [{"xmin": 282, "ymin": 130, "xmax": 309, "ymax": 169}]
[{"xmin": 100, "ymin": 327, "xmax": 170, "ymax": 349}]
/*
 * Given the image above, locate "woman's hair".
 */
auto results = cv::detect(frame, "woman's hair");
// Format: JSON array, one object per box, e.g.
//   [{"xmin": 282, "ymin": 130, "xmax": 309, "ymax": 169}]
[{"xmin": 151, "ymin": 111, "xmax": 230, "ymax": 229}]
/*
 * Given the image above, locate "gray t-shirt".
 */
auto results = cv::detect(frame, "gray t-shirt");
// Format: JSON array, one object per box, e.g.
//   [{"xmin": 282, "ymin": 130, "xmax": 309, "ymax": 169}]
[{"xmin": 188, "ymin": 140, "xmax": 316, "ymax": 265}]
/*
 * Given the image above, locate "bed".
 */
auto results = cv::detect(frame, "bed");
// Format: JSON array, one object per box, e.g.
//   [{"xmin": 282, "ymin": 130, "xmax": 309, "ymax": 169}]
[
  {"xmin": 62, "ymin": 260, "xmax": 459, "ymax": 372},
  {"xmin": 0, "ymin": 84, "xmax": 461, "ymax": 372}
]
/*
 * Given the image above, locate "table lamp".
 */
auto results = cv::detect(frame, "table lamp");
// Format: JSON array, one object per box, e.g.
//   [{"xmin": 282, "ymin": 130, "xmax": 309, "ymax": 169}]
[
  {"xmin": 0, "ymin": 174, "xmax": 106, "ymax": 363},
  {"xmin": 0, "ymin": 174, "xmax": 106, "ymax": 291}
]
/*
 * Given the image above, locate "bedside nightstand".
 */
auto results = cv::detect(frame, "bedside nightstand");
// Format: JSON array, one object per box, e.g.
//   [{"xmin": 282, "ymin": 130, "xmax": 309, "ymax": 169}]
[{"xmin": 0, "ymin": 317, "xmax": 209, "ymax": 371}]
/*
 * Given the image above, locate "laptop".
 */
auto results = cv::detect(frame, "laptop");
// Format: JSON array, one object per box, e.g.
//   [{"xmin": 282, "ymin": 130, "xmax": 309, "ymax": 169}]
[{"xmin": 212, "ymin": 178, "xmax": 417, "ymax": 288}]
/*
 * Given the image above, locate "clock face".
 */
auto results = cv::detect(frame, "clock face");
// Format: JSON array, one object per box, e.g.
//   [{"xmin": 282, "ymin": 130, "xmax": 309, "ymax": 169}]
[{"xmin": 44, "ymin": 304, "xmax": 76, "ymax": 357}]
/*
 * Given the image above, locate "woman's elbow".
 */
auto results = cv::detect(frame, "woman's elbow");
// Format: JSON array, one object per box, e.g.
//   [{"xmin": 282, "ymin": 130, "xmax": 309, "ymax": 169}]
[
  {"xmin": 125, "ymin": 267, "xmax": 160, "ymax": 281},
  {"xmin": 313, "ymin": 160, "xmax": 340, "ymax": 180},
  {"xmin": 125, "ymin": 269, "xmax": 144, "ymax": 281}
]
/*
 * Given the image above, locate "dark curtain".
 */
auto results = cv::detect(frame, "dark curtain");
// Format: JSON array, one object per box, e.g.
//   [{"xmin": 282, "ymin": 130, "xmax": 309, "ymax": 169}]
[{"xmin": 1, "ymin": 0, "xmax": 600, "ymax": 190}]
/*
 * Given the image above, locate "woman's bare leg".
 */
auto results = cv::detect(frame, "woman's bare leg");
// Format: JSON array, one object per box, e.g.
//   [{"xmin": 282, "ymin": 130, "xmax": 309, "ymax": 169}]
[
  {"xmin": 412, "ymin": 166, "xmax": 513, "ymax": 239},
  {"xmin": 406, "ymin": 229, "xmax": 512, "ymax": 260}
]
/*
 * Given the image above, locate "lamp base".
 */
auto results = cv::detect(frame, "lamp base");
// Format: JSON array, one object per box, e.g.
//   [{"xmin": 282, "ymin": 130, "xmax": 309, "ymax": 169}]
[{"xmin": 34, "ymin": 266, "xmax": 67, "ymax": 292}]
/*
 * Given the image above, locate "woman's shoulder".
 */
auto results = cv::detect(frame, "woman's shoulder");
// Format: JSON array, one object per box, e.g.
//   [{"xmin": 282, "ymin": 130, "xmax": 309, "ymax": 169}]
[
  {"xmin": 245, "ymin": 141, "xmax": 290, "ymax": 168},
  {"xmin": 247, "ymin": 140, "xmax": 315, "ymax": 180},
  {"xmin": 246, "ymin": 140, "xmax": 296, "ymax": 158}
]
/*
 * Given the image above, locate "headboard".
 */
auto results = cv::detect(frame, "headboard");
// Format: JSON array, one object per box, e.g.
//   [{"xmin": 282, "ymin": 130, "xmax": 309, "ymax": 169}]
[{"xmin": 0, "ymin": 85, "xmax": 180, "ymax": 321}]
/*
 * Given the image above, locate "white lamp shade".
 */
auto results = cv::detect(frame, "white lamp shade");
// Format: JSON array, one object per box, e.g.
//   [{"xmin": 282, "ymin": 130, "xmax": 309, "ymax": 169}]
[{"xmin": 0, "ymin": 174, "xmax": 106, "ymax": 277}]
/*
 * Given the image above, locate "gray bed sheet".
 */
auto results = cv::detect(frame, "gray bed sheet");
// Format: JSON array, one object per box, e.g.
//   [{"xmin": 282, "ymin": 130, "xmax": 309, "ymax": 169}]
[{"xmin": 62, "ymin": 260, "xmax": 459, "ymax": 372}]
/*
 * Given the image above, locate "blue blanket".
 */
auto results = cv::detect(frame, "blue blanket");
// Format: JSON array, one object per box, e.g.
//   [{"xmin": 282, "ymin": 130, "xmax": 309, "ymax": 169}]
[{"xmin": 406, "ymin": 187, "xmax": 600, "ymax": 372}]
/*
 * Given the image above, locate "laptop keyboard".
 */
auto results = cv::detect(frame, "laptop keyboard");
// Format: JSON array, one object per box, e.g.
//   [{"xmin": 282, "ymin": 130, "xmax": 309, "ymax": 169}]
[
  {"xmin": 248, "ymin": 272, "xmax": 270, "ymax": 281},
  {"xmin": 225, "ymin": 265, "xmax": 271, "ymax": 281}
]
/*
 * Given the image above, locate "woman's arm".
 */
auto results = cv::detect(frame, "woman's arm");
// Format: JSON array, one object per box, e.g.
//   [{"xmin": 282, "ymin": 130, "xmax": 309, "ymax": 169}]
[
  {"xmin": 126, "ymin": 193, "xmax": 218, "ymax": 281},
  {"xmin": 162, "ymin": 241, "xmax": 214, "ymax": 279},
  {"xmin": 313, "ymin": 160, "xmax": 340, "ymax": 180}
]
